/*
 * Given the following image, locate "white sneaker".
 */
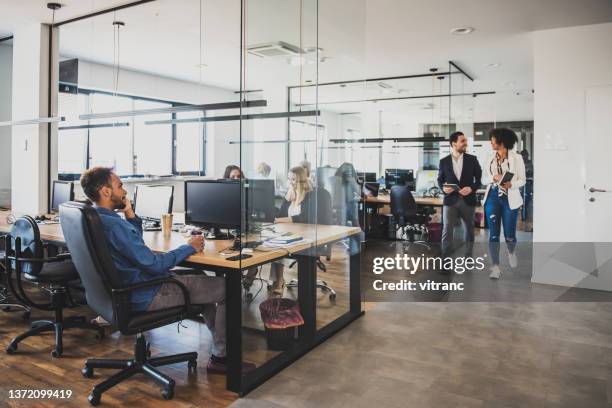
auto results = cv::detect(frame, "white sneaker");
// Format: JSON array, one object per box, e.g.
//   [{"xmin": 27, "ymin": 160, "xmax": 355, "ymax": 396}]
[
  {"xmin": 489, "ymin": 265, "xmax": 502, "ymax": 279},
  {"xmin": 508, "ymin": 252, "xmax": 518, "ymax": 268}
]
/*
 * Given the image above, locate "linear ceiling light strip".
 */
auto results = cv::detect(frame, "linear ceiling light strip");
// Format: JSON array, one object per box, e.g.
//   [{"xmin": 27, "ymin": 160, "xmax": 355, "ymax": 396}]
[
  {"xmin": 0, "ymin": 116, "xmax": 65, "ymax": 127},
  {"xmin": 145, "ymin": 110, "xmax": 320, "ymax": 126},
  {"xmin": 78, "ymin": 100, "xmax": 268, "ymax": 120},
  {"xmin": 58, "ymin": 122, "xmax": 129, "ymax": 131}
]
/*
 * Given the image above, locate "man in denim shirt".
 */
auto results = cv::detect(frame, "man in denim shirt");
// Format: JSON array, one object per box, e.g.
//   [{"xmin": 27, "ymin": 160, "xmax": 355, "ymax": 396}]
[{"xmin": 80, "ymin": 167, "xmax": 250, "ymax": 374}]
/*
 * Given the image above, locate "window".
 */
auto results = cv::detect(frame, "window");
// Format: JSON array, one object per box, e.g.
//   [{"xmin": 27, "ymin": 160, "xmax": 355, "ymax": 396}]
[
  {"xmin": 88, "ymin": 93, "xmax": 133, "ymax": 176},
  {"xmin": 58, "ymin": 93, "xmax": 88, "ymax": 174},
  {"xmin": 57, "ymin": 89, "xmax": 204, "ymax": 178},
  {"xmin": 133, "ymin": 100, "xmax": 172, "ymax": 175},
  {"xmin": 175, "ymin": 111, "xmax": 205, "ymax": 174},
  {"xmin": 289, "ymin": 120, "xmax": 325, "ymax": 168}
]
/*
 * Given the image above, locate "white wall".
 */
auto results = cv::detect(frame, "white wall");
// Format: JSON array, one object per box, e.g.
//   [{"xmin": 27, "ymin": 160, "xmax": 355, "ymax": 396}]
[
  {"xmin": 0, "ymin": 43, "xmax": 12, "ymax": 207},
  {"xmin": 11, "ymin": 24, "xmax": 54, "ymax": 214},
  {"xmin": 533, "ymin": 22, "xmax": 612, "ymax": 242},
  {"xmin": 532, "ymin": 22, "xmax": 612, "ymax": 289}
]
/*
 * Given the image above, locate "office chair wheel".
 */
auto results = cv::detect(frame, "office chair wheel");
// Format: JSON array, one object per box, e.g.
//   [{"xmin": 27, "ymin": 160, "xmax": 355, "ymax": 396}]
[
  {"xmin": 51, "ymin": 348, "xmax": 62, "ymax": 358},
  {"xmin": 188, "ymin": 359, "xmax": 197, "ymax": 371},
  {"xmin": 88, "ymin": 390, "xmax": 101, "ymax": 406},
  {"xmin": 161, "ymin": 385, "xmax": 174, "ymax": 400},
  {"xmin": 329, "ymin": 293, "xmax": 337, "ymax": 301},
  {"xmin": 82, "ymin": 366, "xmax": 94, "ymax": 378},
  {"xmin": 6, "ymin": 343, "xmax": 17, "ymax": 354}
]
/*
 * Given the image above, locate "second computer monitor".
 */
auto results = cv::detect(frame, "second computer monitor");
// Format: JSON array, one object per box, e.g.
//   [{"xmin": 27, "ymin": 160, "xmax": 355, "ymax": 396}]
[
  {"xmin": 185, "ymin": 180, "xmax": 242, "ymax": 229},
  {"xmin": 246, "ymin": 179, "xmax": 275, "ymax": 223},
  {"xmin": 385, "ymin": 169, "xmax": 415, "ymax": 190},
  {"xmin": 357, "ymin": 171, "xmax": 377, "ymax": 183},
  {"xmin": 134, "ymin": 184, "xmax": 174, "ymax": 222},
  {"xmin": 51, "ymin": 181, "xmax": 75, "ymax": 212}
]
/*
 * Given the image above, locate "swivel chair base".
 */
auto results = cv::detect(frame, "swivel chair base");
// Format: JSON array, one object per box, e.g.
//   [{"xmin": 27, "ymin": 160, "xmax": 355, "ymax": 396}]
[
  {"xmin": 82, "ymin": 333, "xmax": 198, "ymax": 406},
  {"xmin": 287, "ymin": 278, "xmax": 337, "ymax": 300},
  {"xmin": 5, "ymin": 287, "xmax": 104, "ymax": 357}
]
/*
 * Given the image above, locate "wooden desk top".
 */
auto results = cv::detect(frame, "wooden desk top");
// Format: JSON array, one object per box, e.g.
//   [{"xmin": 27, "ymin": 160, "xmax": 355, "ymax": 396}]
[
  {"xmin": 365, "ymin": 194, "xmax": 444, "ymax": 207},
  {"xmin": 0, "ymin": 210, "xmax": 360, "ymax": 270}
]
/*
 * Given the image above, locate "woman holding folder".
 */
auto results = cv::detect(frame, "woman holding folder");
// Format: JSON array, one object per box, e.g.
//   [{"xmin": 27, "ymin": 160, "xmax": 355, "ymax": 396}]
[{"xmin": 483, "ymin": 128, "xmax": 526, "ymax": 279}]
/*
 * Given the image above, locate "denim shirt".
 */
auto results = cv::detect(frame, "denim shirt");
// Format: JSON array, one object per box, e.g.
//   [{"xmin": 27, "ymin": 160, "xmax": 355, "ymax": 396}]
[{"xmin": 95, "ymin": 207, "xmax": 195, "ymax": 311}]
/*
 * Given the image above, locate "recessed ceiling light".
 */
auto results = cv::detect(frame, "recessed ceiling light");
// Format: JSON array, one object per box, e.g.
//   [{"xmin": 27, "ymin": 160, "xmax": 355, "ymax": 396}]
[
  {"xmin": 484, "ymin": 62, "xmax": 501, "ymax": 68},
  {"xmin": 450, "ymin": 27, "xmax": 475, "ymax": 35}
]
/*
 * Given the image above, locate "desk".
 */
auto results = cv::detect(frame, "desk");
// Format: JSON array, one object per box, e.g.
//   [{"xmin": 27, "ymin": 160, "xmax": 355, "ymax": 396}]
[
  {"xmin": 365, "ymin": 194, "xmax": 444, "ymax": 207},
  {"xmin": 0, "ymin": 210, "xmax": 363, "ymax": 395}
]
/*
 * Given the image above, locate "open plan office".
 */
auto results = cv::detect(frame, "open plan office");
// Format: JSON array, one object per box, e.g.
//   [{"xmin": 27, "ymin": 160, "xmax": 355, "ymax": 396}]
[{"xmin": 1, "ymin": 1, "xmax": 612, "ymax": 407}]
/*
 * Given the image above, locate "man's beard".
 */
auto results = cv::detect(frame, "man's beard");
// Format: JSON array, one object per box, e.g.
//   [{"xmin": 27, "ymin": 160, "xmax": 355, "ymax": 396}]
[
  {"xmin": 457, "ymin": 145, "xmax": 467, "ymax": 153},
  {"xmin": 110, "ymin": 194, "xmax": 125, "ymax": 210}
]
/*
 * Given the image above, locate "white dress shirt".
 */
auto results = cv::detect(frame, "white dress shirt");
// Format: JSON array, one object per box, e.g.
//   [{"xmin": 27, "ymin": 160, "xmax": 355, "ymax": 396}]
[{"xmin": 451, "ymin": 152, "xmax": 464, "ymax": 181}]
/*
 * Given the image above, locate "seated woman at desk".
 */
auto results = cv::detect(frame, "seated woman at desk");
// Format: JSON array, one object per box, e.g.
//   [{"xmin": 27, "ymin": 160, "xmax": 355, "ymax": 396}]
[
  {"xmin": 268, "ymin": 166, "xmax": 316, "ymax": 296},
  {"xmin": 223, "ymin": 165, "xmax": 243, "ymax": 180}
]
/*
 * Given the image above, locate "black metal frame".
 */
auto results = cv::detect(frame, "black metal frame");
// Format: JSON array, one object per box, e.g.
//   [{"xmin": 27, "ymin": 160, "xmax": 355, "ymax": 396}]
[{"xmin": 180, "ymin": 236, "xmax": 364, "ymax": 396}]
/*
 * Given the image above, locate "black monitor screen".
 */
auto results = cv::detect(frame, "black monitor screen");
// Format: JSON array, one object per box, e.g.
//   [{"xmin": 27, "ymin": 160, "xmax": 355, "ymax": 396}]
[
  {"xmin": 246, "ymin": 179, "xmax": 275, "ymax": 223},
  {"xmin": 134, "ymin": 185, "xmax": 174, "ymax": 221},
  {"xmin": 185, "ymin": 180, "xmax": 242, "ymax": 229},
  {"xmin": 51, "ymin": 181, "xmax": 74, "ymax": 212},
  {"xmin": 385, "ymin": 169, "xmax": 415, "ymax": 190},
  {"xmin": 357, "ymin": 171, "xmax": 377, "ymax": 183}
]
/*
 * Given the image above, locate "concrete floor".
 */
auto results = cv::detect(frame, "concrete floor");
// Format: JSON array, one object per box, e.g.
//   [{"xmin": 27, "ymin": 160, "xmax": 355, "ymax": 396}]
[{"xmin": 232, "ymin": 301, "xmax": 612, "ymax": 408}]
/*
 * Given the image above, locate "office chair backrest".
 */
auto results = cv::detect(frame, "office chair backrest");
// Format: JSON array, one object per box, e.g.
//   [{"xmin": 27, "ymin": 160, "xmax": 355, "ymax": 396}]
[
  {"xmin": 316, "ymin": 188, "xmax": 333, "ymax": 226},
  {"xmin": 9, "ymin": 216, "xmax": 44, "ymax": 276},
  {"xmin": 390, "ymin": 185, "xmax": 418, "ymax": 222},
  {"xmin": 59, "ymin": 202, "xmax": 126, "ymax": 326}
]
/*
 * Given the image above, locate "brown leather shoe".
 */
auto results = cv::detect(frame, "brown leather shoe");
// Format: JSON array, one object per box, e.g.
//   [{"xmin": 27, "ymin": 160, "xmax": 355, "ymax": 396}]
[{"xmin": 206, "ymin": 356, "xmax": 256, "ymax": 375}]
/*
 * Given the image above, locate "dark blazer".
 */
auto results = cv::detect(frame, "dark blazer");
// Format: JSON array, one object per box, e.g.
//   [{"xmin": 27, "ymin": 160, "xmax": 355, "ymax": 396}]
[{"xmin": 437, "ymin": 153, "xmax": 482, "ymax": 206}]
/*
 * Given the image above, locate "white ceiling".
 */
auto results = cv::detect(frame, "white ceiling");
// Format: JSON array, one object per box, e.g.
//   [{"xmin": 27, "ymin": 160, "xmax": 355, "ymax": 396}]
[{"xmin": 2, "ymin": 0, "xmax": 612, "ymax": 122}]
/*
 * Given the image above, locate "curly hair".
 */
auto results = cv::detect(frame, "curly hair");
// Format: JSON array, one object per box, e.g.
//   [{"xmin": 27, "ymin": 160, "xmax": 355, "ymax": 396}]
[{"xmin": 489, "ymin": 128, "xmax": 518, "ymax": 150}]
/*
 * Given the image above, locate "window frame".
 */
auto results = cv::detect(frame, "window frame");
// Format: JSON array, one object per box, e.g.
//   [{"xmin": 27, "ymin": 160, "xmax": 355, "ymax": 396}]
[{"xmin": 57, "ymin": 87, "xmax": 207, "ymax": 179}]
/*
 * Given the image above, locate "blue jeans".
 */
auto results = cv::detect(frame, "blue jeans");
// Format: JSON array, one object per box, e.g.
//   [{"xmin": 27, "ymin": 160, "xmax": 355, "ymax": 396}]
[{"xmin": 484, "ymin": 186, "xmax": 518, "ymax": 265}]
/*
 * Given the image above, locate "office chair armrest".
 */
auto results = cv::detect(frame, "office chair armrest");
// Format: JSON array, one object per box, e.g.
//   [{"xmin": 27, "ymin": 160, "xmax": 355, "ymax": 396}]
[
  {"xmin": 112, "ymin": 277, "xmax": 192, "ymax": 313},
  {"xmin": 6, "ymin": 255, "xmax": 70, "ymax": 264}
]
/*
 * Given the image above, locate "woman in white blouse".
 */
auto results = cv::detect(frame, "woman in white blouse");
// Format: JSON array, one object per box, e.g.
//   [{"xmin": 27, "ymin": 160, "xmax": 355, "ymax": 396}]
[{"xmin": 482, "ymin": 128, "xmax": 526, "ymax": 279}]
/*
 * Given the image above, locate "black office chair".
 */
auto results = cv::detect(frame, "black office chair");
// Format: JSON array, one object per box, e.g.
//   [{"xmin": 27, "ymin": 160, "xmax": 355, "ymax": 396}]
[
  {"xmin": 0, "ymin": 234, "xmax": 31, "ymax": 319},
  {"xmin": 286, "ymin": 188, "xmax": 337, "ymax": 300},
  {"xmin": 59, "ymin": 202, "xmax": 201, "ymax": 405},
  {"xmin": 3, "ymin": 216, "xmax": 104, "ymax": 357},
  {"xmin": 389, "ymin": 186, "xmax": 432, "ymax": 250}
]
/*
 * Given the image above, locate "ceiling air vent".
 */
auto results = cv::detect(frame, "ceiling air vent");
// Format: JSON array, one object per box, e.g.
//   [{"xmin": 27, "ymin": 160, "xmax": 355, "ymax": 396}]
[{"xmin": 247, "ymin": 41, "xmax": 303, "ymax": 58}]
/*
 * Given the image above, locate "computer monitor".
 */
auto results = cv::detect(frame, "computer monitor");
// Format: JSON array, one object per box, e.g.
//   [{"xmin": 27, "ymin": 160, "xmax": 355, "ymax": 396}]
[
  {"xmin": 246, "ymin": 179, "xmax": 275, "ymax": 223},
  {"xmin": 357, "ymin": 171, "xmax": 377, "ymax": 183},
  {"xmin": 385, "ymin": 169, "xmax": 415, "ymax": 191},
  {"xmin": 51, "ymin": 181, "xmax": 74, "ymax": 212},
  {"xmin": 415, "ymin": 170, "xmax": 439, "ymax": 195},
  {"xmin": 185, "ymin": 180, "xmax": 242, "ymax": 230},
  {"xmin": 133, "ymin": 184, "xmax": 174, "ymax": 222}
]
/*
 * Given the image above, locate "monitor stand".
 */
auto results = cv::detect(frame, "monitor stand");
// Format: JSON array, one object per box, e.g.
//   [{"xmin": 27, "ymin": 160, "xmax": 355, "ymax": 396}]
[{"xmin": 206, "ymin": 227, "xmax": 232, "ymax": 240}]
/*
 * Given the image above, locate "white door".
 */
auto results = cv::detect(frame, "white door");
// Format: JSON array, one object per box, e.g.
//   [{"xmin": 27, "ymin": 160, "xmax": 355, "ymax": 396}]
[{"xmin": 584, "ymin": 85, "xmax": 612, "ymax": 242}]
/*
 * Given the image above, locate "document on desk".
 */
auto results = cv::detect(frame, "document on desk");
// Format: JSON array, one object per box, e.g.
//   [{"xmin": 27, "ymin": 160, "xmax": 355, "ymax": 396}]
[{"xmin": 261, "ymin": 238, "xmax": 312, "ymax": 249}]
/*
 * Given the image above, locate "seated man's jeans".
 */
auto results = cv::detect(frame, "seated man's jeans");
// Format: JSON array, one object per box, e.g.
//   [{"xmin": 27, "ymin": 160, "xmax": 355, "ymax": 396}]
[
  {"xmin": 147, "ymin": 273, "xmax": 226, "ymax": 357},
  {"xmin": 484, "ymin": 186, "xmax": 518, "ymax": 265}
]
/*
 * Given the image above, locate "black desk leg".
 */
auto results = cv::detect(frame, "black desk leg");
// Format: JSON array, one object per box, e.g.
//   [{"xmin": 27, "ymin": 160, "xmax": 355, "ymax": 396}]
[
  {"xmin": 350, "ymin": 242, "xmax": 362, "ymax": 314},
  {"xmin": 225, "ymin": 270, "xmax": 242, "ymax": 393},
  {"xmin": 295, "ymin": 254, "xmax": 316, "ymax": 342}
]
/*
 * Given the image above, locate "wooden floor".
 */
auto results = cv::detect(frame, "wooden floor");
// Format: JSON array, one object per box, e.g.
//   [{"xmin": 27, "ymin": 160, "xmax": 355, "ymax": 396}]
[{"xmin": 0, "ymin": 242, "xmax": 354, "ymax": 407}]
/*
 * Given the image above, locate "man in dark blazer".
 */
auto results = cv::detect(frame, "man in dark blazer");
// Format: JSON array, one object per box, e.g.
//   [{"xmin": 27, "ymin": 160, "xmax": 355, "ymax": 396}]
[{"xmin": 437, "ymin": 131, "xmax": 482, "ymax": 266}]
